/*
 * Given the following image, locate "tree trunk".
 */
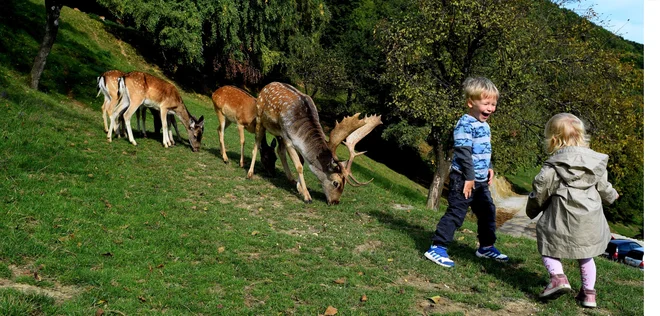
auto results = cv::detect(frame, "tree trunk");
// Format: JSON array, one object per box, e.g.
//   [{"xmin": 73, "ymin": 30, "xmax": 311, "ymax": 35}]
[
  {"xmin": 426, "ymin": 142, "xmax": 452, "ymax": 210},
  {"xmin": 426, "ymin": 125, "xmax": 453, "ymax": 210},
  {"xmin": 30, "ymin": 0, "xmax": 63, "ymax": 89}
]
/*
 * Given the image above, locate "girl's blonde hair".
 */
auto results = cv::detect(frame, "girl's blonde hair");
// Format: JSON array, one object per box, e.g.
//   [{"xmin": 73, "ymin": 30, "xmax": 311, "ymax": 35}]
[
  {"xmin": 463, "ymin": 77, "xmax": 499, "ymax": 101},
  {"xmin": 544, "ymin": 113, "xmax": 590, "ymax": 154}
]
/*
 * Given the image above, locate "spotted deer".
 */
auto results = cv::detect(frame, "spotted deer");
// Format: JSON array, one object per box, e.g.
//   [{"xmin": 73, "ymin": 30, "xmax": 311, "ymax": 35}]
[
  {"xmin": 212, "ymin": 85, "xmax": 278, "ymax": 175},
  {"xmin": 97, "ymin": 70, "xmax": 124, "ymax": 133},
  {"xmin": 97, "ymin": 70, "xmax": 179, "ymax": 143},
  {"xmin": 247, "ymin": 82, "xmax": 382, "ymax": 204},
  {"xmin": 107, "ymin": 71, "xmax": 205, "ymax": 151}
]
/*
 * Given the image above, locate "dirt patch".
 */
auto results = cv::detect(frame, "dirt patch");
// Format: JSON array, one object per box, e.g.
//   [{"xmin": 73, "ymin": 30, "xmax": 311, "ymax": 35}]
[
  {"xmin": 417, "ymin": 297, "xmax": 541, "ymax": 315},
  {"xmin": 0, "ymin": 265, "xmax": 83, "ymax": 304},
  {"xmin": 495, "ymin": 211, "xmax": 516, "ymax": 229},
  {"xmin": 354, "ymin": 240, "xmax": 383, "ymax": 254}
]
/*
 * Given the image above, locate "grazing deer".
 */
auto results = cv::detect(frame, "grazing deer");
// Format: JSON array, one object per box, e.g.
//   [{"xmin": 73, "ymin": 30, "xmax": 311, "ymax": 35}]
[
  {"xmin": 97, "ymin": 70, "xmax": 124, "ymax": 133},
  {"xmin": 212, "ymin": 85, "xmax": 279, "ymax": 176},
  {"xmin": 247, "ymin": 82, "xmax": 382, "ymax": 204},
  {"xmin": 98, "ymin": 70, "xmax": 179, "ymax": 142},
  {"xmin": 107, "ymin": 71, "xmax": 205, "ymax": 151}
]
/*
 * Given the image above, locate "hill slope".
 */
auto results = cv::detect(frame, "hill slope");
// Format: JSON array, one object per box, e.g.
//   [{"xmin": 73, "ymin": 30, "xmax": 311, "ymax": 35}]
[{"xmin": 0, "ymin": 1, "xmax": 643, "ymax": 315}]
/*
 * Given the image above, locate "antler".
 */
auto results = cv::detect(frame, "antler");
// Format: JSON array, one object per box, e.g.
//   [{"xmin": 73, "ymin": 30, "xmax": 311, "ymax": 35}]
[
  {"xmin": 341, "ymin": 114, "xmax": 383, "ymax": 186},
  {"xmin": 328, "ymin": 113, "xmax": 366, "ymax": 158}
]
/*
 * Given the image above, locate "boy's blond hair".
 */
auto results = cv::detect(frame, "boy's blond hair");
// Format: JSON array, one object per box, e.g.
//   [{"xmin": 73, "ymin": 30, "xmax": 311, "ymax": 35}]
[
  {"xmin": 463, "ymin": 77, "xmax": 500, "ymax": 102},
  {"xmin": 544, "ymin": 113, "xmax": 590, "ymax": 154}
]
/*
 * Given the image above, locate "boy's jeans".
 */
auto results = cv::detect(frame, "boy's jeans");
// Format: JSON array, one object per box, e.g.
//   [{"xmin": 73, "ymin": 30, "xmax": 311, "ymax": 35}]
[{"xmin": 431, "ymin": 171, "xmax": 497, "ymax": 247}]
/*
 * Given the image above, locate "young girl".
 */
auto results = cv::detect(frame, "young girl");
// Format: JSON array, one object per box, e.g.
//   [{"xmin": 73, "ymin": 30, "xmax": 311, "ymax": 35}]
[{"xmin": 526, "ymin": 113, "xmax": 619, "ymax": 308}]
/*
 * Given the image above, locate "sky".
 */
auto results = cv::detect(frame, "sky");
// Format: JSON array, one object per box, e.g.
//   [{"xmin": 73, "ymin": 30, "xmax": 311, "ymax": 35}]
[{"xmin": 561, "ymin": 0, "xmax": 644, "ymax": 44}]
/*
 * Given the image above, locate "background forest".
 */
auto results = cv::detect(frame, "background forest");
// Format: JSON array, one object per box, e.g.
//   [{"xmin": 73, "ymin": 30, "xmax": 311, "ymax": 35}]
[{"xmin": 26, "ymin": 0, "xmax": 646, "ymax": 230}]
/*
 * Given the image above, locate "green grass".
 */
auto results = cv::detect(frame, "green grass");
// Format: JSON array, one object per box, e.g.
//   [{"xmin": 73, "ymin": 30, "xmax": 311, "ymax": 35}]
[{"xmin": 0, "ymin": 1, "xmax": 644, "ymax": 315}]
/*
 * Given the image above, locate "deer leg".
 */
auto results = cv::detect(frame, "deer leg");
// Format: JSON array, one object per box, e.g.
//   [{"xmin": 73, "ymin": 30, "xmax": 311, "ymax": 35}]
[
  {"xmin": 169, "ymin": 114, "xmax": 181, "ymax": 143},
  {"xmin": 160, "ymin": 109, "xmax": 171, "ymax": 148},
  {"xmin": 102, "ymin": 99, "xmax": 110, "ymax": 133},
  {"xmin": 284, "ymin": 142, "xmax": 312, "ymax": 203},
  {"xmin": 238, "ymin": 124, "xmax": 245, "ymax": 168},
  {"xmin": 107, "ymin": 97, "xmax": 127, "ymax": 142},
  {"xmin": 277, "ymin": 138, "xmax": 295, "ymax": 183},
  {"xmin": 217, "ymin": 114, "xmax": 228, "ymax": 163},
  {"xmin": 122, "ymin": 102, "xmax": 141, "ymax": 146},
  {"xmin": 247, "ymin": 122, "xmax": 264, "ymax": 179}
]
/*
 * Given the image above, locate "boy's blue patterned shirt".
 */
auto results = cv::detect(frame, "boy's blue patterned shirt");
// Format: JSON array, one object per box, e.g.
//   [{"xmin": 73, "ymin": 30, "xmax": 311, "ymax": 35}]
[{"xmin": 451, "ymin": 114, "xmax": 492, "ymax": 182}]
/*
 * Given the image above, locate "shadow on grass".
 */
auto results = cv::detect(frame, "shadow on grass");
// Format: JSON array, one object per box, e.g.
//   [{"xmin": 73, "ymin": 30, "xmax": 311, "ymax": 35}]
[
  {"xmin": 203, "ymin": 146, "xmax": 328, "ymax": 203},
  {"xmin": 351, "ymin": 162, "xmax": 426, "ymax": 201},
  {"xmin": 367, "ymin": 209, "xmax": 547, "ymax": 297}
]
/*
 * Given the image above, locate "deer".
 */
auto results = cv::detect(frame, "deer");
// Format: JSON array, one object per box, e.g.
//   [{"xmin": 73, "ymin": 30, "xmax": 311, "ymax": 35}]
[
  {"xmin": 211, "ymin": 85, "xmax": 279, "ymax": 176},
  {"xmin": 97, "ymin": 70, "xmax": 124, "ymax": 133},
  {"xmin": 106, "ymin": 71, "xmax": 205, "ymax": 151},
  {"xmin": 98, "ymin": 70, "xmax": 180, "ymax": 144},
  {"xmin": 246, "ymin": 82, "xmax": 382, "ymax": 204}
]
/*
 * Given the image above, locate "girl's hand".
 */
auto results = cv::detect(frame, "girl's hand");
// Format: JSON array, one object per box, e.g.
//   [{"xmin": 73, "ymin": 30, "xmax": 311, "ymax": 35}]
[
  {"xmin": 463, "ymin": 180, "xmax": 475, "ymax": 199},
  {"xmin": 487, "ymin": 169, "xmax": 494, "ymax": 185}
]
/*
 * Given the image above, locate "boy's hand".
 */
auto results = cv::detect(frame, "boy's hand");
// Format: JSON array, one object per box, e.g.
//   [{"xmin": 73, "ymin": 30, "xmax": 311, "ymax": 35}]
[
  {"xmin": 487, "ymin": 169, "xmax": 494, "ymax": 185},
  {"xmin": 463, "ymin": 180, "xmax": 475, "ymax": 199}
]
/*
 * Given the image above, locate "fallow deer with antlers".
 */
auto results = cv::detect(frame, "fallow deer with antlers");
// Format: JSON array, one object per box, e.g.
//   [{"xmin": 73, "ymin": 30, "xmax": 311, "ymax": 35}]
[
  {"xmin": 212, "ymin": 85, "xmax": 278, "ymax": 175},
  {"xmin": 246, "ymin": 82, "xmax": 382, "ymax": 204},
  {"xmin": 107, "ymin": 71, "xmax": 205, "ymax": 151}
]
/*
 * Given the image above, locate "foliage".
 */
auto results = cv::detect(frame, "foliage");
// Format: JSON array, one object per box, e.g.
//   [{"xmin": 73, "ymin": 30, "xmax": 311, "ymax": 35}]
[
  {"xmin": 376, "ymin": 0, "xmax": 643, "ymax": 221},
  {"xmin": 94, "ymin": 0, "xmax": 330, "ymax": 87}
]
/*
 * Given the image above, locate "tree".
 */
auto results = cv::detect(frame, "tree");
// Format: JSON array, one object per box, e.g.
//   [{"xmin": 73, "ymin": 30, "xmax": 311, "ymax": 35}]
[
  {"xmin": 30, "ymin": 0, "xmax": 63, "ymax": 89},
  {"xmin": 95, "ymin": 0, "xmax": 330, "ymax": 89},
  {"xmin": 377, "ymin": 0, "xmax": 643, "ymax": 214},
  {"xmin": 377, "ymin": 0, "xmax": 542, "ymax": 209}
]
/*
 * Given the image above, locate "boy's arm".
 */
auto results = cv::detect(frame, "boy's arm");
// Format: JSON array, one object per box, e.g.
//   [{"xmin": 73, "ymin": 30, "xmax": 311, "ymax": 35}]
[
  {"xmin": 453, "ymin": 120, "xmax": 475, "ymax": 198},
  {"xmin": 526, "ymin": 165, "xmax": 554, "ymax": 219}
]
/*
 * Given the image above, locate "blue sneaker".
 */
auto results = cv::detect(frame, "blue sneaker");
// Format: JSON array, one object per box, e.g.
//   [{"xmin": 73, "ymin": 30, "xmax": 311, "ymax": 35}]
[
  {"xmin": 476, "ymin": 246, "xmax": 509, "ymax": 262},
  {"xmin": 424, "ymin": 245, "xmax": 455, "ymax": 267}
]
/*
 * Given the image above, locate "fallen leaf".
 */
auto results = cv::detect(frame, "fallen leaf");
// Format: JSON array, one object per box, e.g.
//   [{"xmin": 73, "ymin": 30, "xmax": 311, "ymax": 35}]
[
  {"xmin": 457, "ymin": 236, "xmax": 464, "ymax": 241},
  {"xmin": 33, "ymin": 272, "xmax": 41, "ymax": 281},
  {"xmin": 429, "ymin": 296, "xmax": 443, "ymax": 304},
  {"xmin": 387, "ymin": 258, "xmax": 394, "ymax": 262},
  {"xmin": 160, "ymin": 211, "xmax": 167, "ymax": 218},
  {"xmin": 218, "ymin": 246, "xmax": 225, "ymax": 253},
  {"xmin": 324, "ymin": 306, "xmax": 338, "ymax": 315},
  {"xmin": 360, "ymin": 294, "xmax": 367, "ymax": 302},
  {"xmin": 96, "ymin": 308, "xmax": 104, "ymax": 316},
  {"xmin": 251, "ymin": 231, "xmax": 259, "ymax": 236},
  {"xmin": 101, "ymin": 252, "xmax": 113, "ymax": 257},
  {"xmin": 138, "ymin": 296, "xmax": 146, "ymax": 302},
  {"xmin": 333, "ymin": 278, "xmax": 345, "ymax": 284},
  {"xmin": 156, "ymin": 264, "xmax": 164, "ymax": 269},
  {"xmin": 96, "ymin": 300, "xmax": 107, "ymax": 305}
]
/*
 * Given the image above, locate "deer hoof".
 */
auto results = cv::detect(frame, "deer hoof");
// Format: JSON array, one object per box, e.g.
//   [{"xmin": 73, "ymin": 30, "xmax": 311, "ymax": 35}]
[
  {"xmin": 247, "ymin": 171, "xmax": 253, "ymax": 179},
  {"xmin": 303, "ymin": 198, "xmax": 313, "ymax": 204},
  {"xmin": 131, "ymin": 141, "xmax": 137, "ymax": 146}
]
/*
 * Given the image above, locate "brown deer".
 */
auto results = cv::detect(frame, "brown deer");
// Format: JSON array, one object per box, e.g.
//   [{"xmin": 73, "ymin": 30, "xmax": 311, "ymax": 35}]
[
  {"xmin": 246, "ymin": 82, "xmax": 382, "ymax": 204},
  {"xmin": 97, "ymin": 70, "xmax": 124, "ymax": 133},
  {"xmin": 212, "ymin": 85, "xmax": 279, "ymax": 175},
  {"xmin": 98, "ymin": 70, "xmax": 179, "ymax": 142},
  {"xmin": 106, "ymin": 71, "xmax": 205, "ymax": 151}
]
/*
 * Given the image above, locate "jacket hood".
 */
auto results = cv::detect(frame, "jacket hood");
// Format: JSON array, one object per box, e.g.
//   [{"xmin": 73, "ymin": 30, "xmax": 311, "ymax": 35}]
[{"xmin": 545, "ymin": 146, "xmax": 609, "ymax": 189}]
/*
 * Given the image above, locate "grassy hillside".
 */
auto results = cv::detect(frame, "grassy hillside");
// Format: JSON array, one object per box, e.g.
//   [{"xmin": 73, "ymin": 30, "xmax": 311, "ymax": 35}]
[{"xmin": 0, "ymin": 1, "xmax": 643, "ymax": 315}]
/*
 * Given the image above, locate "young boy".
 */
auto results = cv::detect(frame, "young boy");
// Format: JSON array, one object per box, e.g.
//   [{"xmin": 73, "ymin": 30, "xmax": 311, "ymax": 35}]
[{"xmin": 424, "ymin": 77, "xmax": 508, "ymax": 268}]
